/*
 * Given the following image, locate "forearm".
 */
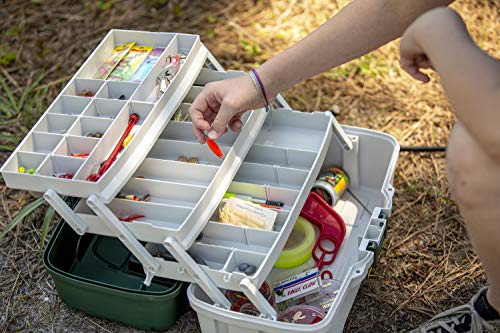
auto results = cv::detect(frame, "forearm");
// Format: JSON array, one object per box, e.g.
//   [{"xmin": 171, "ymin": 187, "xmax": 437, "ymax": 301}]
[
  {"xmin": 258, "ymin": 0, "xmax": 453, "ymax": 96},
  {"xmin": 414, "ymin": 9, "xmax": 500, "ymax": 159}
]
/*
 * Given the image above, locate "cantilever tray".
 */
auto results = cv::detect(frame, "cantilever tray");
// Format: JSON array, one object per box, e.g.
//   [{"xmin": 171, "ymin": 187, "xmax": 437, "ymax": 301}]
[
  {"xmin": 73, "ymin": 103, "xmax": 334, "ymax": 289},
  {"xmin": 1, "ymin": 30, "xmax": 209, "ymax": 203}
]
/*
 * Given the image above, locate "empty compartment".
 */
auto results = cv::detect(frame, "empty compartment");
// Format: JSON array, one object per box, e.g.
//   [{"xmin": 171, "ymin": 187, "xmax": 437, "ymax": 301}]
[
  {"xmin": 107, "ymin": 200, "xmax": 191, "ymax": 230},
  {"xmin": 200, "ymin": 222, "xmax": 278, "ymax": 254},
  {"xmin": 63, "ymin": 78, "xmax": 104, "ymax": 97},
  {"xmin": 68, "ymin": 116, "xmax": 113, "ymax": 138},
  {"xmin": 133, "ymin": 158, "xmax": 218, "ymax": 186},
  {"xmin": 53, "ymin": 136, "xmax": 99, "ymax": 158},
  {"xmin": 2, "ymin": 151, "xmax": 47, "ymax": 174},
  {"xmin": 188, "ymin": 244, "xmax": 231, "ymax": 270},
  {"xmin": 34, "ymin": 114, "xmax": 77, "ymax": 134},
  {"xmin": 234, "ymin": 162, "xmax": 276, "ymax": 185},
  {"xmin": 276, "ymin": 166, "xmax": 308, "ymax": 189},
  {"xmin": 254, "ymin": 109, "xmax": 330, "ymax": 151},
  {"xmin": 245, "ymin": 144, "xmax": 317, "ymax": 170},
  {"xmin": 182, "ymin": 86, "xmax": 203, "ymax": 104},
  {"xmin": 161, "ymin": 121, "xmax": 238, "ymax": 146},
  {"xmin": 224, "ymin": 249, "xmax": 265, "ymax": 276},
  {"xmin": 148, "ymin": 139, "xmax": 229, "ymax": 166},
  {"xmin": 96, "ymin": 81, "xmax": 139, "ymax": 100},
  {"xmin": 83, "ymin": 98, "xmax": 126, "ymax": 119},
  {"xmin": 118, "ymin": 178, "xmax": 205, "ymax": 208},
  {"xmin": 47, "ymin": 96, "xmax": 91, "ymax": 116},
  {"xmin": 132, "ymin": 34, "xmax": 198, "ymax": 102},
  {"xmin": 19, "ymin": 132, "xmax": 63, "ymax": 154},
  {"xmin": 76, "ymin": 30, "xmax": 176, "ymax": 79},
  {"xmin": 38, "ymin": 155, "xmax": 84, "ymax": 179}
]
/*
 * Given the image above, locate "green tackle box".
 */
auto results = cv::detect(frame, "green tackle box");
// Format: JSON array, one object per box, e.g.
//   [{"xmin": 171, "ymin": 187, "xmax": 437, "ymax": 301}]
[{"xmin": 43, "ymin": 219, "xmax": 188, "ymax": 331}]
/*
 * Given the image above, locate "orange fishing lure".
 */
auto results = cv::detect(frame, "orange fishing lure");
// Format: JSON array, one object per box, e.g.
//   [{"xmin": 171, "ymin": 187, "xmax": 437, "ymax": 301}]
[{"xmin": 206, "ymin": 138, "xmax": 223, "ymax": 158}]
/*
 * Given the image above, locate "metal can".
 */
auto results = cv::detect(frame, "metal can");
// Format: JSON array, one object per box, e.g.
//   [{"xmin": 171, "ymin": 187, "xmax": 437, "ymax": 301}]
[{"xmin": 312, "ymin": 168, "xmax": 349, "ymax": 207}]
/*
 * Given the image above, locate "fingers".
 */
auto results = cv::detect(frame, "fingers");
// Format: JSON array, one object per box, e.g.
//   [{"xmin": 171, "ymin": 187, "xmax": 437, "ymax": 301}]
[
  {"xmin": 229, "ymin": 114, "xmax": 243, "ymax": 132},
  {"xmin": 401, "ymin": 56, "xmax": 431, "ymax": 83},
  {"xmin": 192, "ymin": 123, "xmax": 206, "ymax": 144},
  {"xmin": 208, "ymin": 99, "xmax": 239, "ymax": 139},
  {"xmin": 189, "ymin": 86, "xmax": 218, "ymax": 133}
]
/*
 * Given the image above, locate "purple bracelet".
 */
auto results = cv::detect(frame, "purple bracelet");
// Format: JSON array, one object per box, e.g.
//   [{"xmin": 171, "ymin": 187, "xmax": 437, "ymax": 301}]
[{"xmin": 250, "ymin": 69, "xmax": 272, "ymax": 112}]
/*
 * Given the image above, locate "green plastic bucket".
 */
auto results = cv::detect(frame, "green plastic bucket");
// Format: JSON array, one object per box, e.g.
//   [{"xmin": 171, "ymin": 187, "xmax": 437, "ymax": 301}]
[{"xmin": 44, "ymin": 220, "xmax": 188, "ymax": 331}]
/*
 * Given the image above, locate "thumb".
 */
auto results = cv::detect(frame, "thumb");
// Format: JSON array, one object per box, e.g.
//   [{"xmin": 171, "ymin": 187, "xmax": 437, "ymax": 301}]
[{"xmin": 208, "ymin": 99, "xmax": 238, "ymax": 139}]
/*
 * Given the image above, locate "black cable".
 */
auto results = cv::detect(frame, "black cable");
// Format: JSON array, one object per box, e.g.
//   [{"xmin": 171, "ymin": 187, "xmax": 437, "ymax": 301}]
[{"xmin": 400, "ymin": 146, "xmax": 446, "ymax": 152}]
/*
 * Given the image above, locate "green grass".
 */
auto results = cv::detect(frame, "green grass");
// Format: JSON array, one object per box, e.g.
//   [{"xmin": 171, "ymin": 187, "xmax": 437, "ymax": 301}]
[{"xmin": 0, "ymin": 72, "xmax": 59, "ymax": 250}]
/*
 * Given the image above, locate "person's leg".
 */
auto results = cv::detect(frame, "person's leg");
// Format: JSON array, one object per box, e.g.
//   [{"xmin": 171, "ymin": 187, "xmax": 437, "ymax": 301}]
[
  {"xmin": 409, "ymin": 123, "xmax": 500, "ymax": 333},
  {"xmin": 447, "ymin": 122, "xmax": 500, "ymax": 313}
]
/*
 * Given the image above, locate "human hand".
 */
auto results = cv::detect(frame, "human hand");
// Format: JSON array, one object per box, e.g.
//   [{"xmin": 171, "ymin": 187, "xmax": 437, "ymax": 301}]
[
  {"xmin": 189, "ymin": 74, "xmax": 269, "ymax": 143},
  {"xmin": 400, "ymin": 8, "xmax": 465, "ymax": 83},
  {"xmin": 399, "ymin": 19, "xmax": 434, "ymax": 83}
]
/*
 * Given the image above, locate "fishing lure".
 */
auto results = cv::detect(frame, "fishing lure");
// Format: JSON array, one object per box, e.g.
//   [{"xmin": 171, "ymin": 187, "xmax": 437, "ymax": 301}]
[{"xmin": 206, "ymin": 138, "xmax": 223, "ymax": 158}]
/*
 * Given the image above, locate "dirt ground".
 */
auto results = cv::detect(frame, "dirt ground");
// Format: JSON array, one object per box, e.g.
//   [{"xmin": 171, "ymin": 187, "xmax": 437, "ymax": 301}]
[{"xmin": 0, "ymin": 0, "xmax": 499, "ymax": 332}]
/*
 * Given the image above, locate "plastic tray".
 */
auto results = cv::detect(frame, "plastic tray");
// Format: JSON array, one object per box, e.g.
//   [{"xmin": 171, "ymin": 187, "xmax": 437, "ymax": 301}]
[
  {"xmin": 69, "ymin": 68, "xmax": 268, "ymax": 248},
  {"xmin": 72, "ymin": 106, "xmax": 333, "ymax": 287},
  {"xmin": 1, "ymin": 30, "xmax": 209, "ymax": 203},
  {"xmin": 187, "ymin": 125, "xmax": 399, "ymax": 333},
  {"xmin": 44, "ymin": 220, "xmax": 188, "ymax": 331}
]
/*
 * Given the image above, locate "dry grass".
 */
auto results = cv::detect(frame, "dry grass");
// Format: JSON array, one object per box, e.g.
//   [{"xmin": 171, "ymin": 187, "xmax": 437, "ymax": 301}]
[{"xmin": 0, "ymin": 0, "xmax": 499, "ymax": 332}]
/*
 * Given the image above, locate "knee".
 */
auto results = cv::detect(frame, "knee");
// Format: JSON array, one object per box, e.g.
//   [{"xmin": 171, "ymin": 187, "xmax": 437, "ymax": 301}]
[{"xmin": 446, "ymin": 123, "xmax": 487, "ymax": 208}]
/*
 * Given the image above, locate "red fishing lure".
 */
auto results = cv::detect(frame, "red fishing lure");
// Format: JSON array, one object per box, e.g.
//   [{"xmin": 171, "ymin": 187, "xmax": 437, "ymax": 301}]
[{"xmin": 206, "ymin": 138, "xmax": 223, "ymax": 158}]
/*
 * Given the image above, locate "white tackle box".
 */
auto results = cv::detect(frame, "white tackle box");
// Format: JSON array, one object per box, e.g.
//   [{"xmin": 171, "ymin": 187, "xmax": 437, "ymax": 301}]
[{"xmin": 0, "ymin": 30, "xmax": 399, "ymax": 332}]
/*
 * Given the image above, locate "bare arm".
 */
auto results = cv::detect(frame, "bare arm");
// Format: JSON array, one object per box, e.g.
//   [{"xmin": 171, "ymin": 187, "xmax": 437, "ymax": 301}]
[
  {"xmin": 190, "ymin": 0, "xmax": 454, "ymax": 141},
  {"xmin": 400, "ymin": 8, "xmax": 500, "ymax": 163},
  {"xmin": 259, "ymin": 0, "xmax": 454, "ymax": 96}
]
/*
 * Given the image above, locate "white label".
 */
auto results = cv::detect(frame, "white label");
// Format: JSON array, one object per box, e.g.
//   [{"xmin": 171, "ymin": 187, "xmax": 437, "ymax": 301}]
[{"xmin": 273, "ymin": 268, "xmax": 320, "ymax": 303}]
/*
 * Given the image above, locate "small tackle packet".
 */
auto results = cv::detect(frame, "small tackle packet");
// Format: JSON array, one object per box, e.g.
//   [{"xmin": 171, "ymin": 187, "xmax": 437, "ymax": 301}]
[
  {"xmin": 93, "ymin": 42, "xmax": 135, "ymax": 80},
  {"xmin": 274, "ymin": 268, "xmax": 320, "ymax": 304},
  {"xmin": 108, "ymin": 45, "xmax": 153, "ymax": 81},
  {"xmin": 130, "ymin": 47, "xmax": 165, "ymax": 82}
]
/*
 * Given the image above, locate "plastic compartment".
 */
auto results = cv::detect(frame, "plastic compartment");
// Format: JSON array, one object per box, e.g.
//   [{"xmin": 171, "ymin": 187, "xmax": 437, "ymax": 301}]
[
  {"xmin": 34, "ymin": 114, "xmax": 77, "ymax": 134},
  {"xmin": 68, "ymin": 116, "xmax": 113, "ymax": 137},
  {"xmin": 53, "ymin": 136, "xmax": 99, "ymax": 158},
  {"xmin": 131, "ymin": 34, "xmax": 198, "ymax": 103},
  {"xmin": 44, "ymin": 220, "xmax": 188, "ymax": 331},
  {"xmin": 187, "ymin": 124, "xmax": 400, "ymax": 333},
  {"xmin": 47, "ymin": 96, "xmax": 91, "ymax": 116},
  {"xmin": 19, "ymin": 132, "xmax": 63, "ymax": 154},
  {"xmin": 148, "ymin": 139, "xmax": 229, "ymax": 166},
  {"xmin": 234, "ymin": 162, "xmax": 309, "ymax": 190},
  {"xmin": 133, "ymin": 158, "xmax": 218, "ymax": 186},
  {"xmin": 75, "ymin": 30, "xmax": 177, "ymax": 80},
  {"xmin": 118, "ymin": 178, "xmax": 206, "ymax": 207},
  {"xmin": 1, "ymin": 151, "xmax": 47, "ymax": 174},
  {"xmin": 63, "ymin": 78, "xmax": 105, "ymax": 97},
  {"xmin": 38, "ymin": 155, "xmax": 85, "ymax": 179},
  {"xmin": 82, "ymin": 98, "xmax": 126, "ymax": 119},
  {"xmin": 245, "ymin": 144, "xmax": 317, "ymax": 170},
  {"xmin": 161, "ymin": 121, "xmax": 238, "ymax": 146},
  {"xmin": 96, "ymin": 81, "xmax": 139, "ymax": 100}
]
